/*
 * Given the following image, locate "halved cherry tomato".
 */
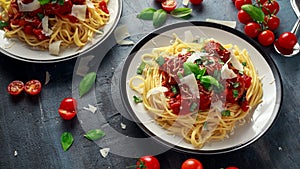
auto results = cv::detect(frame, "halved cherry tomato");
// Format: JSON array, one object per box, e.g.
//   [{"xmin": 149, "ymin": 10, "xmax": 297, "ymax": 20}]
[
  {"xmin": 189, "ymin": 0, "xmax": 203, "ymax": 5},
  {"xmin": 181, "ymin": 158, "xmax": 203, "ymax": 169},
  {"xmin": 7, "ymin": 80, "xmax": 24, "ymax": 96},
  {"xmin": 136, "ymin": 156, "xmax": 160, "ymax": 169},
  {"xmin": 24, "ymin": 80, "xmax": 42, "ymax": 95},
  {"xmin": 161, "ymin": 0, "xmax": 177, "ymax": 12},
  {"xmin": 58, "ymin": 97, "xmax": 77, "ymax": 120}
]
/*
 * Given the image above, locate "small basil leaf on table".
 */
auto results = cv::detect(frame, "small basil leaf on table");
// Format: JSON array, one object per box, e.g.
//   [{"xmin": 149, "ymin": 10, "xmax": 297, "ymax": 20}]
[
  {"xmin": 153, "ymin": 9, "xmax": 167, "ymax": 28},
  {"xmin": 137, "ymin": 8, "xmax": 156, "ymax": 20},
  {"xmin": 84, "ymin": 129, "xmax": 105, "ymax": 141},
  {"xmin": 170, "ymin": 8, "xmax": 192, "ymax": 18},
  {"xmin": 79, "ymin": 72, "xmax": 97, "ymax": 97},
  {"xmin": 61, "ymin": 132, "xmax": 74, "ymax": 151}
]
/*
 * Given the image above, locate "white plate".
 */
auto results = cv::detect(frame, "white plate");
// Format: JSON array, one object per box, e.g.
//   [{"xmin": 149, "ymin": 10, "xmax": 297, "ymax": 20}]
[
  {"xmin": 121, "ymin": 21, "xmax": 282, "ymax": 154},
  {"xmin": 0, "ymin": 0, "xmax": 122, "ymax": 63}
]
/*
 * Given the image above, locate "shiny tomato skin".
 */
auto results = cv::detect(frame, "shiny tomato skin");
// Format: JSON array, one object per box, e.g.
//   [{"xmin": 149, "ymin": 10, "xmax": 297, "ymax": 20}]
[
  {"xmin": 258, "ymin": 30, "xmax": 275, "ymax": 46},
  {"xmin": 181, "ymin": 158, "xmax": 203, "ymax": 169},
  {"xmin": 244, "ymin": 22, "xmax": 261, "ymax": 38},
  {"xmin": 256, "ymin": 0, "xmax": 267, "ymax": 5},
  {"xmin": 235, "ymin": 0, "xmax": 252, "ymax": 10},
  {"xmin": 161, "ymin": 0, "xmax": 177, "ymax": 12},
  {"xmin": 265, "ymin": 15, "xmax": 280, "ymax": 31},
  {"xmin": 7, "ymin": 80, "xmax": 24, "ymax": 96},
  {"xmin": 24, "ymin": 80, "xmax": 42, "ymax": 95},
  {"xmin": 137, "ymin": 156, "xmax": 160, "ymax": 169},
  {"xmin": 237, "ymin": 9, "xmax": 253, "ymax": 24},
  {"xmin": 58, "ymin": 97, "xmax": 77, "ymax": 120},
  {"xmin": 99, "ymin": 1, "xmax": 109, "ymax": 14},
  {"xmin": 262, "ymin": 0, "xmax": 280, "ymax": 15},
  {"xmin": 277, "ymin": 32, "xmax": 298, "ymax": 49},
  {"xmin": 190, "ymin": 0, "xmax": 203, "ymax": 5}
]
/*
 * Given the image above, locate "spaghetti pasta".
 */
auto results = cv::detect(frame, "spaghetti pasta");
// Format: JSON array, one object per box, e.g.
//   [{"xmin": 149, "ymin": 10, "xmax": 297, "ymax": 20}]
[
  {"xmin": 0, "ymin": 0, "xmax": 110, "ymax": 55},
  {"xmin": 130, "ymin": 34, "xmax": 263, "ymax": 148}
]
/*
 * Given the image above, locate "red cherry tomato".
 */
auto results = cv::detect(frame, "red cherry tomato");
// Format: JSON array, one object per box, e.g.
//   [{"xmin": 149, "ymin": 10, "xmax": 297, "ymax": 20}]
[
  {"xmin": 99, "ymin": 1, "xmax": 109, "ymax": 14},
  {"xmin": 235, "ymin": 0, "xmax": 252, "ymax": 10},
  {"xmin": 161, "ymin": 0, "xmax": 177, "ymax": 12},
  {"xmin": 237, "ymin": 9, "xmax": 253, "ymax": 24},
  {"xmin": 265, "ymin": 15, "xmax": 280, "ymax": 30},
  {"xmin": 24, "ymin": 80, "xmax": 42, "ymax": 95},
  {"xmin": 136, "ymin": 156, "xmax": 160, "ymax": 169},
  {"xmin": 277, "ymin": 32, "xmax": 298, "ymax": 49},
  {"xmin": 58, "ymin": 97, "xmax": 77, "ymax": 120},
  {"xmin": 258, "ymin": 30, "xmax": 275, "ymax": 46},
  {"xmin": 189, "ymin": 0, "xmax": 203, "ymax": 5},
  {"xmin": 262, "ymin": 0, "xmax": 280, "ymax": 15},
  {"xmin": 7, "ymin": 80, "xmax": 24, "ymax": 96},
  {"xmin": 181, "ymin": 158, "xmax": 203, "ymax": 169},
  {"xmin": 226, "ymin": 166, "xmax": 239, "ymax": 169},
  {"xmin": 244, "ymin": 22, "xmax": 261, "ymax": 38}
]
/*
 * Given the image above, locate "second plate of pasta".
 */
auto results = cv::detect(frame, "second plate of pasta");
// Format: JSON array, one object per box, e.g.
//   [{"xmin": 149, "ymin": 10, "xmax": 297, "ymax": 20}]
[{"xmin": 120, "ymin": 21, "xmax": 282, "ymax": 154}]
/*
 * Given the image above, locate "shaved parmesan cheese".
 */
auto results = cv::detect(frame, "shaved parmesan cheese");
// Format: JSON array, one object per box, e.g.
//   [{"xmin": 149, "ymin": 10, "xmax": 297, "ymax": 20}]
[
  {"xmin": 114, "ymin": 25, "xmax": 130, "ymax": 44},
  {"xmin": 118, "ymin": 40, "xmax": 135, "ymax": 45},
  {"xmin": 230, "ymin": 54, "xmax": 244, "ymax": 71},
  {"xmin": 17, "ymin": 0, "xmax": 40, "ymax": 12},
  {"xmin": 83, "ymin": 104, "xmax": 97, "ymax": 114},
  {"xmin": 184, "ymin": 30, "xmax": 193, "ymax": 43},
  {"xmin": 49, "ymin": 40, "xmax": 62, "ymax": 56},
  {"xmin": 42, "ymin": 16, "xmax": 53, "ymax": 36},
  {"xmin": 182, "ymin": 0, "xmax": 189, "ymax": 6},
  {"xmin": 186, "ymin": 52, "xmax": 208, "ymax": 63},
  {"xmin": 180, "ymin": 74, "xmax": 199, "ymax": 96},
  {"xmin": 45, "ymin": 71, "xmax": 51, "ymax": 85},
  {"xmin": 146, "ymin": 86, "xmax": 168, "ymax": 98},
  {"xmin": 100, "ymin": 148, "xmax": 110, "ymax": 158},
  {"xmin": 71, "ymin": 5, "xmax": 87, "ymax": 21},
  {"xmin": 86, "ymin": 0, "xmax": 95, "ymax": 8},
  {"xmin": 120, "ymin": 122, "xmax": 126, "ymax": 130},
  {"xmin": 14, "ymin": 150, "xmax": 18, "ymax": 157},
  {"xmin": 221, "ymin": 62, "xmax": 237, "ymax": 79},
  {"xmin": 206, "ymin": 18, "xmax": 237, "ymax": 29}
]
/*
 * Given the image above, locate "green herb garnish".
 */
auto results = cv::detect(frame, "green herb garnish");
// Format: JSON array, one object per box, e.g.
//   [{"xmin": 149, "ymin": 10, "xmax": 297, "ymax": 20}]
[
  {"xmin": 133, "ymin": 95, "xmax": 143, "ymax": 103},
  {"xmin": 61, "ymin": 132, "xmax": 74, "ymax": 151},
  {"xmin": 221, "ymin": 110, "xmax": 231, "ymax": 116},
  {"xmin": 84, "ymin": 129, "xmax": 105, "ymax": 141},
  {"xmin": 155, "ymin": 56, "xmax": 165, "ymax": 66},
  {"xmin": 79, "ymin": 72, "xmax": 97, "ymax": 97},
  {"xmin": 137, "ymin": 62, "xmax": 146, "ymax": 75}
]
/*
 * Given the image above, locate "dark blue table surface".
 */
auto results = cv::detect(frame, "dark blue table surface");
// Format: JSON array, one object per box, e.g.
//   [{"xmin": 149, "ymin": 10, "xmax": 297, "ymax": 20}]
[{"xmin": 0, "ymin": 0, "xmax": 300, "ymax": 168}]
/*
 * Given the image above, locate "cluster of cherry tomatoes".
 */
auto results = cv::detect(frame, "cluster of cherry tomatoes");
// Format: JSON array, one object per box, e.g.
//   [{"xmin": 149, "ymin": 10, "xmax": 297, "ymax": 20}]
[
  {"xmin": 7, "ymin": 79, "xmax": 42, "ymax": 96},
  {"xmin": 233, "ymin": 0, "xmax": 298, "ymax": 52},
  {"xmin": 155, "ymin": 0, "xmax": 203, "ymax": 13},
  {"xmin": 129, "ymin": 155, "xmax": 239, "ymax": 169}
]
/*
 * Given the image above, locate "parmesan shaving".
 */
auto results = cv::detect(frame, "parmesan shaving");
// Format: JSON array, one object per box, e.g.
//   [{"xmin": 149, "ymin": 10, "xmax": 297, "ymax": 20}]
[
  {"xmin": 182, "ymin": 0, "xmax": 189, "ymax": 6},
  {"xmin": 17, "ymin": 0, "xmax": 40, "ymax": 12},
  {"xmin": 42, "ymin": 16, "xmax": 53, "ymax": 36},
  {"xmin": 221, "ymin": 61, "xmax": 237, "ymax": 79},
  {"xmin": 184, "ymin": 30, "xmax": 194, "ymax": 43},
  {"xmin": 113, "ymin": 25, "xmax": 130, "ymax": 44},
  {"xmin": 49, "ymin": 40, "xmax": 62, "ymax": 56},
  {"xmin": 146, "ymin": 86, "xmax": 168, "ymax": 98},
  {"xmin": 83, "ymin": 104, "xmax": 97, "ymax": 114},
  {"xmin": 100, "ymin": 148, "xmax": 110, "ymax": 158},
  {"xmin": 45, "ymin": 71, "xmax": 51, "ymax": 85},
  {"xmin": 120, "ymin": 122, "xmax": 126, "ymax": 129},
  {"xmin": 71, "ymin": 5, "xmax": 87, "ymax": 21}
]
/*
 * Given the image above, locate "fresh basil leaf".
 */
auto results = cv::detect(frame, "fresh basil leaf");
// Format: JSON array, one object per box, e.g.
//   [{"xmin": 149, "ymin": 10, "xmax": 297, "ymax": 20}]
[
  {"xmin": 38, "ymin": 0, "xmax": 50, "ymax": 5},
  {"xmin": 153, "ymin": 9, "xmax": 167, "ymax": 28},
  {"xmin": 61, "ymin": 132, "xmax": 74, "ymax": 151},
  {"xmin": 241, "ymin": 4, "xmax": 265, "ymax": 22},
  {"xmin": 0, "ymin": 21, "xmax": 8, "ymax": 29},
  {"xmin": 79, "ymin": 72, "xmax": 97, "ymax": 97},
  {"xmin": 84, "ymin": 129, "xmax": 105, "ymax": 141},
  {"xmin": 133, "ymin": 95, "xmax": 143, "ymax": 103},
  {"xmin": 170, "ymin": 8, "xmax": 192, "ymax": 18},
  {"xmin": 221, "ymin": 110, "xmax": 231, "ymax": 116},
  {"xmin": 201, "ymin": 75, "xmax": 220, "ymax": 87},
  {"xmin": 137, "ymin": 8, "xmax": 156, "ymax": 20}
]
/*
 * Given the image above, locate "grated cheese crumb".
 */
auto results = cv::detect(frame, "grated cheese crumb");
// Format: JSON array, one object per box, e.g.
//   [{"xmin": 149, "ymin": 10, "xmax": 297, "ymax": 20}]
[
  {"xmin": 100, "ymin": 148, "xmax": 110, "ymax": 158},
  {"xmin": 14, "ymin": 150, "xmax": 18, "ymax": 157},
  {"xmin": 278, "ymin": 146, "xmax": 282, "ymax": 151},
  {"xmin": 83, "ymin": 104, "xmax": 97, "ymax": 114},
  {"xmin": 120, "ymin": 122, "xmax": 126, "ymax": 130},
  {"xmin": 182, "ymin": 0, "xmax": 189, "ymax": 6}
]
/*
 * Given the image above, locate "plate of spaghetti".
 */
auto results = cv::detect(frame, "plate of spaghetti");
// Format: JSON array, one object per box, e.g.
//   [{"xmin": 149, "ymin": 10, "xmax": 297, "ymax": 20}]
[
  {"xmin": 0, "ymin": 0, "xmax": 121, "ymax": 62},
  {"xmin": 121, "ymin": 21, "xmax": 282, "ymax": 154}
]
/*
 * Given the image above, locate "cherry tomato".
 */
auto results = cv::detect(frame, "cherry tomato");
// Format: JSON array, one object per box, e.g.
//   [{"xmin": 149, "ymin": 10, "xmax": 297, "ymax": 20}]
[
  {"xmin": 237, "ymin": 9, "xmax": 253, "ymax": 24},
  {"xmin": 277, "ymin": 32, "xmax": 298, "ymax": 49},
  {"xmin": 136, "ymin": 156, "xmax": 160, "ymax": 169},
  {"xmin": 189, "ymin": 0, "xmax": 203, "ymax": 5},
  {"xmin": 262, "ymin": 0, "xmax": 280, "ymax": 15},
  {"xmin": 274, "ymin": 40, "xmax": 294, "ymax": 55},
  {"xmin": 24, "ymin": 80, "xmax": 42, "ymax": 95},
  {"xmin": 7, "ymin": 80, "xmax": 24, "ymax": 96},
  {"xmin": 226, "ymin": 166, "xmax": 239, "ymax": 169},
  {"xmin": 58, "ymin": 97, "xmax": 78, "ymax": 120},
  {"xmin": 265, "ymin": 15, "xmax": 280, "ymax": 30},
  {"xmin": 161, "ymin": 0, "xmax": 177, "ymax": 12},
  {"xmin": 235, "ymin": 0, "xmax": 252, "ymax": 10},
  {"xmin": 99, "ymin": 1, "xmax": 109, "ymax": 14},
  {"xmin": 258, "ymin": 30, "xmax": 275, "ymax": 46},
  {"xmin": 244, "ymin": 22, "xmax": 261, "ymax": 38},
  {"xmin": 181, "ymin": 158, "xmax": 203, "ymax": 169}
]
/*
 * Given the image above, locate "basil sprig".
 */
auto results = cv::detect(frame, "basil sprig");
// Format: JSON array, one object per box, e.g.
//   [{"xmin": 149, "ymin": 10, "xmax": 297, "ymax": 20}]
[
  {"xmin": 241, "ymin": 4, "xmax": 265, "ymax": 22},
  {"xmin": 153, "ymin": 9, "xmax": 167, "ymax": 28},
  {"xmin": 61, "ymin": 132, "xmax": 74, "ymax": 151},
  {"xmin": 84, "ymin": 129, "xmax": 105, "ymax": 141},
  {"xmin": 170, "ymin": 8, "xmax": 192, "ymax": 18},
  {"xmin": 137, "ymin": 8, "xmax": 156, "ymax": 20},
  {"xmin": 79, "ymin": 72, "xmax": 97, "ymax": 97}
]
